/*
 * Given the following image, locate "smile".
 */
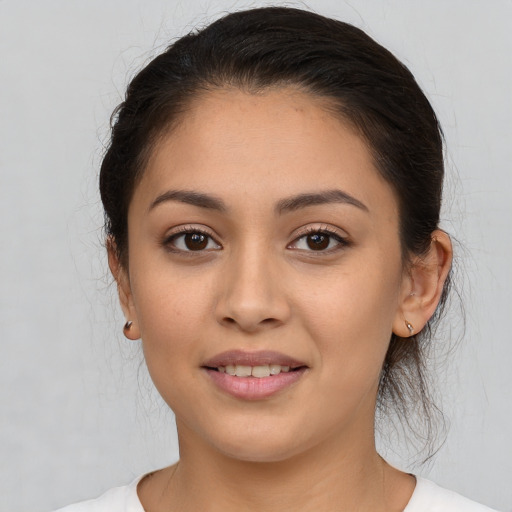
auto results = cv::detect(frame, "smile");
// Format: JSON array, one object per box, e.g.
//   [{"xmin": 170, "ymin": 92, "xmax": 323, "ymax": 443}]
[
  {"xmin": 202, "ymin": 350, "xmax": 308, "ymax": 400},
  {"xmin": 215, "ymin": 364, "xmax": 291, "ymax": 377}
]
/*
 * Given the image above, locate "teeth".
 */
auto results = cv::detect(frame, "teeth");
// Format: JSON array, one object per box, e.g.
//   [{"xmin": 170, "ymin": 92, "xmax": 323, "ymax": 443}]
[
  {"xmin": 235, "ymin": 365, "xmax": 252, "ymax": 377},
  {"xmin": 251, "ymin": 365, "xmax": 270, "ymax": 378},
  {"xmin": 269, "ymin": 364, "xmax": 281, "ymax": 375},
  {"xmin": 216, "ymin": 364, "xmax": 293, "ymax": 377}
]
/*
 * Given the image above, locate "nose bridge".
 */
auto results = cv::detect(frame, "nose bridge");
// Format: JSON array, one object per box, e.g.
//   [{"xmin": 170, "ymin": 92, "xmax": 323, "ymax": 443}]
[{"xmin": 217, "ymin": 237, "xmax": 289, "ymax": 331}]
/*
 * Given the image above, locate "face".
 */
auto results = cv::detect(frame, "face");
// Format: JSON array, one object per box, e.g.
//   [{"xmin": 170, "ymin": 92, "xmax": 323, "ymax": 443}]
[{"xmin": 117, "ymin": 88, "xmax": 413, "ymax": 463}]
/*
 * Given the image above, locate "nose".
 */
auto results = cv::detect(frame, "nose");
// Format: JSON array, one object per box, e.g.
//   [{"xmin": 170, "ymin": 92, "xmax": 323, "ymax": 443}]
[{"xmin": 215, "ymin": 245, "xmax": 291, "ymax": 333}]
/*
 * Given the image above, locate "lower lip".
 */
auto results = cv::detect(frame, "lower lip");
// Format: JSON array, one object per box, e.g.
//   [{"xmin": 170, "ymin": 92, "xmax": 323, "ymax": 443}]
[{"xmin": 204, "ymin": 368, "xmax": 307, "ymax": 400}]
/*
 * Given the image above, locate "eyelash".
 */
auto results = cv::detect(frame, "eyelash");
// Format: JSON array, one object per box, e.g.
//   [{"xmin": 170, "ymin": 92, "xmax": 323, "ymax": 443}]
[
  {"xmin": 162, "ymin": 225, "xmax": 349, "ymax": 254},
  {"xmin": 163, "ymin": 226, "xmax": 220, "ymax": 254},
  {"xmin": 288, "ymin": 226, "xmax": 349, "ymax": 253}
]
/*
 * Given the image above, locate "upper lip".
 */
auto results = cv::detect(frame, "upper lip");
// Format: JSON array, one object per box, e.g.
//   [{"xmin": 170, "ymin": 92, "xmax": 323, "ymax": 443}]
[{"xmin": 203, "ymin": 350, "xmax": 307, "ymax": 369}]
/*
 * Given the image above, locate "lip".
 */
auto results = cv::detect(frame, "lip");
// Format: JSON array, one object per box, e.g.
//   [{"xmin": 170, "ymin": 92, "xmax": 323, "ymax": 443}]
[
  {"xmin": 202, "ymin": 350, "xmax": 309, "ymax": 400},
  {"xmin": 203, "ymin": 350, "xmax": 306, "ymax": 368}
]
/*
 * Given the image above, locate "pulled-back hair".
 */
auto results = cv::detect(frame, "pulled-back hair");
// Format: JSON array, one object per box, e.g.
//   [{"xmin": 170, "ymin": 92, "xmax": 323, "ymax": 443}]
[{"xmin": 100, "ymin": 6, "xmax": 450, "ymax": 458}]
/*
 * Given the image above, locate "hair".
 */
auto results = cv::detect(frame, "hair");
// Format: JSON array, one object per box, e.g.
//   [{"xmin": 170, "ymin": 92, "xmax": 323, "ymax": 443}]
[{"xmin": 100, "ymin": 7, "xmax": 451, "ymax": 459}]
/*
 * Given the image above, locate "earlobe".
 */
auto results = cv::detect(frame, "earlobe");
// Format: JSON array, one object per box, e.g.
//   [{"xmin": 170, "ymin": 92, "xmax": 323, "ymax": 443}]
[
  {"xmin": 107, "ymin": 237, "xmax": 141, "ymax": 340},
  {"xmin": 393, "ymin": 230, "xmax": 453, "ymax": 337}
]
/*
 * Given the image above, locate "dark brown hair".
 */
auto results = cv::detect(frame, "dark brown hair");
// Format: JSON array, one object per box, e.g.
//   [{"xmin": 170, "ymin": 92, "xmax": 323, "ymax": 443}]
[{"xmin": 100, "ymin": 7, "xmax": 450, "ymax": 458}]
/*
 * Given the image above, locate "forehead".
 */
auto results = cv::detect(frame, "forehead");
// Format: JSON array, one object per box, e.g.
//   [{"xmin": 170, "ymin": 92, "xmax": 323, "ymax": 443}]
[{"xmin": 134, "ymin": 87, "xmax": 398, "ymax": 221}]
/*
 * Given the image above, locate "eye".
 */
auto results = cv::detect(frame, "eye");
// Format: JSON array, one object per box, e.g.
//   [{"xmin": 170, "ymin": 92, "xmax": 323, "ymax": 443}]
[
  {"xmin": 164, "ymin": 228, "xmax": 221, "ymax": 252},
  {"xmin": 289, "ymin": 228, "xmax": 348, "ymax": 252}
]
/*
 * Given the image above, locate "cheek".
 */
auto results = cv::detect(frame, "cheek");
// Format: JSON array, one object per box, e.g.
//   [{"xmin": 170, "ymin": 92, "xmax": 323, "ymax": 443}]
[
  {"xmin": 131, "ymin": 248, "xmax": 214, "ymax": 332},
  {"xmin": 296, "ymin": 258, "xmax": 402, "ymax": 368},
  {"xmin": 295, "ymin": 267, "xmax": 401, "ymax": 431},
  {"xmin": 130, "ymin": 266, "xmax": 215, "ymax": 384}
]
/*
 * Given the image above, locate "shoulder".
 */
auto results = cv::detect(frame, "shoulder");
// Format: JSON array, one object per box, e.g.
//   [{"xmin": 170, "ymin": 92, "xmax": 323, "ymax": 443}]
[
  {"xmin": 405, "ymin": 477, "xmax": 500, "ymax": 512},
  {"xmin": 51, "ymin": 476, "xmax": 144, "ymax": 512}
]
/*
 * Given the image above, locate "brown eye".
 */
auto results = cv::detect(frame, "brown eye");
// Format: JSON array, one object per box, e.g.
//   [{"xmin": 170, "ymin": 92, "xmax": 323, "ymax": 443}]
[
  {"xmin": 306, "ymin": 233, "xmax": 329, "ymax": 250},
  {"xmin": 166, "ymin": 230, "xmax": 221, "ymax": 252},
  {"xmin": 289, "ymin": 229, "xmax": 348, "ymax": 253},
  {"xmin": 184, "ymin": 232, "xmax": 208, "ymax": 250}
]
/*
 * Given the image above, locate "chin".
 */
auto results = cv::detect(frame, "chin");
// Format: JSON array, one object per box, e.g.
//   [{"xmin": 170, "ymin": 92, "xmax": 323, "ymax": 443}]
[
  {"xmin": 220, "ymin": 444, "xmax": 301, "ymax": 464},
  {"xmin": 207, "ymin": 424, "xmax": 315, "ymax": 464}
]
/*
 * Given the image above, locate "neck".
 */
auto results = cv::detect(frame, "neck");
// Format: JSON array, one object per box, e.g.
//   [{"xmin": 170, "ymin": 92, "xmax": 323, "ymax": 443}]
[{"xmin": 139, "ymin": 422, "xmax": 414, "ymax": 512}]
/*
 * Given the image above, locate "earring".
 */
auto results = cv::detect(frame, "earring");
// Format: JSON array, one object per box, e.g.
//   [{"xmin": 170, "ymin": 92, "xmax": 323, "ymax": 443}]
[
  {"xmin": 123, "ymin": 320, "xmax": 133, "ymax": 337},
  {"xmin": 405, "ymin": 320, "xmax": 414, "ymax": 336}
]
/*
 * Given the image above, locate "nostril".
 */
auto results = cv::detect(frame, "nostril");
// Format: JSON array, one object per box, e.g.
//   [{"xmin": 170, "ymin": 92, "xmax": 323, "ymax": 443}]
[{"xmin": 220, "ymin": 315, "xmax": 282, "ymax": 331}]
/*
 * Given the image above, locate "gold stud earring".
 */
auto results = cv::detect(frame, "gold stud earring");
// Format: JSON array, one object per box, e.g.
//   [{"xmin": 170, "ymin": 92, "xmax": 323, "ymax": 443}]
[{"xmin": 123, "ymin": 321, "xmax": 133, "ymax": 338}]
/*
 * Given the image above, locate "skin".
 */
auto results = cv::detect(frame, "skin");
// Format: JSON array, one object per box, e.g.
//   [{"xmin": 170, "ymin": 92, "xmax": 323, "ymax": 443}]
[{"xmin": 110, "ymin": 88, "xmax": 452, "ymax": 512}]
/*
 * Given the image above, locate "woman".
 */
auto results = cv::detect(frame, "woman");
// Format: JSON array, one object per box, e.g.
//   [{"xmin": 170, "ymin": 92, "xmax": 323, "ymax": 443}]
[{"xmin": 55, "ymin": 7, "xmax": 498, "ymax": 511}]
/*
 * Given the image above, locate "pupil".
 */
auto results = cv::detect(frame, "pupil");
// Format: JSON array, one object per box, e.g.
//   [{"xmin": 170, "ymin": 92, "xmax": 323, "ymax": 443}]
[
  {"xmin": 185, "ymin": 233, "xmax": 208, "ymax": 250},
  {"xmin": 307, "ymin": 233, "xmax": 329, "ymax": 250}
]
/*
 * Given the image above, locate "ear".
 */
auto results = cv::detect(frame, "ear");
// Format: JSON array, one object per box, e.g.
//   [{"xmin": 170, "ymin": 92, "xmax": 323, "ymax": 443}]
[
  {"xmin": 393, "ymin": 230, "xmax": 452, "ymax": 337},
  {"xmin": 107, "ymin": 237, "xmax": 141, "ymax": 340}
]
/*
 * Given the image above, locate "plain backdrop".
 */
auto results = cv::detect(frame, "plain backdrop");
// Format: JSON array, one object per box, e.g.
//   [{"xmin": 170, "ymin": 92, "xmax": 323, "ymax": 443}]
[{"xmin": 1, "ymin": 1, "xmax": 511, "ymax": 511}]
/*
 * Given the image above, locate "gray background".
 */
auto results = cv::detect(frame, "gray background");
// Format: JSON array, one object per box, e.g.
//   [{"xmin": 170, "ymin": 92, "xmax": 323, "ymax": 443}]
[{"xmin": 1, "ymin": 1, "xmax": 511, "ymax": 511}]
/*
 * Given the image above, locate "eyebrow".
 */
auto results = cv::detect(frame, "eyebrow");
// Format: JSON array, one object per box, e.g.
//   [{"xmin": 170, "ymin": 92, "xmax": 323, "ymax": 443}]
[
  {"xmin": 148, "ymin": 188, "xmax": 368, "ymax": 214},
  {"xmin": 276, "ymin": 189, "xmax": 368, "ymax": 214},
  {"xmin": 149, "ymin": 190, "xmax": 227, "ymax": 213}
]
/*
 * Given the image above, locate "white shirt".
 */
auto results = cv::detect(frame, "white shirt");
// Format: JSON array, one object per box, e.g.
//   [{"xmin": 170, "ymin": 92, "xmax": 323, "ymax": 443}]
[{"xmin": 53, "ymin": 475, "xmax": 499, "ymax": 511}]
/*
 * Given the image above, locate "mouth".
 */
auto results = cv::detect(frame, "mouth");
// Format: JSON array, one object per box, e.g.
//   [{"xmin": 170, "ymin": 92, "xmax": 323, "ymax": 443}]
[
  {"xmin": 202, "ymin": 350, "xmax": 308, "ymax": 399},
  {"xmin": 206, "ymin": 364, "xmax": 303, "ymax": 378},
  {"xmin": 202, "ymin": 349, "xmax": 308, "ymax": 375}
]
